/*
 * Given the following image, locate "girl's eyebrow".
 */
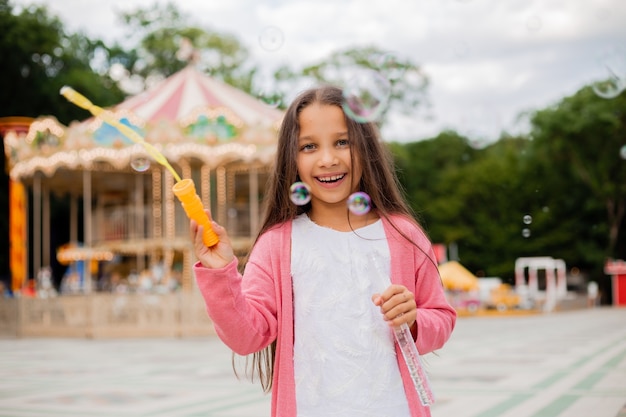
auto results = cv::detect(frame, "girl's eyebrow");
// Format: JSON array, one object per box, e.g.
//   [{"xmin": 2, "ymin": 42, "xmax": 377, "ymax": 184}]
[{"xmin": 298, "ymin": 131, "xmax": 349, "ymax": 141}]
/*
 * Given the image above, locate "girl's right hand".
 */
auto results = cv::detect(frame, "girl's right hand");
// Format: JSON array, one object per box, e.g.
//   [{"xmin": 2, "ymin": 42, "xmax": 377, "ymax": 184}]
[{"xmin": 190, "ymin": 212, "xmax": 235, "ymax": 269}]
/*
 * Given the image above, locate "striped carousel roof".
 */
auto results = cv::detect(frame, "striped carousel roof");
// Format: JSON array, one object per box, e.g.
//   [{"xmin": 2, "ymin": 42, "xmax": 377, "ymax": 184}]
[
  {"xmin": 5, "ymin": 66, "xmax": 284, "ymax": 180},
  {"xmin": 115, "ymin": 65, "xmax": 283, "ymax": 128}
]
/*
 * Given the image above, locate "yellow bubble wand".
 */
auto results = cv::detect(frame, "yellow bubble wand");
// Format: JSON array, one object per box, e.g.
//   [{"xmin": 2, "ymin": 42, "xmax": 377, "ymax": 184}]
[{"xmin": 60, "ymin": 86, "xmax": 219, "ymax": 247}]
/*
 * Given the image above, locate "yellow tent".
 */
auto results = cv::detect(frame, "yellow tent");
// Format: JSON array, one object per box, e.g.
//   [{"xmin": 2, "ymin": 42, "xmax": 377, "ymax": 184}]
[{"xmin": 438, "ymin": 261, "xmax": 479, "ymax": 292}]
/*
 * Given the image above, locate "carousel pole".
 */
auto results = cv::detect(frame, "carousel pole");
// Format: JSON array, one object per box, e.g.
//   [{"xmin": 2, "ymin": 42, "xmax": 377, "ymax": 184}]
[
  {"xmin": 82, "ymin": 170, "xmax": 92, "ymax": 293},
  {"xmin": 164, "ymin": 167, "xmax": 175, "ymax": 287},
  {"xmin": 33, "ymin": 172, "xmax": 41, "ymax": 288},
  {"xmin": 151, "ymin": 167, "xmax": 162, "ymax": 279},
  {"xmin": 70, "ymin": 192, "xmax": 78, "ymax": 244},
  {"xmin": 135, "ymin": 173, "xmax": 145, "ymax": 272},
  {"xmin": 216, "ymin": 166, "xmax": 227, "ymax": 228},
  {"xmin": 42, "ymin": 184, "xmax": 50, "ymax": 269}
]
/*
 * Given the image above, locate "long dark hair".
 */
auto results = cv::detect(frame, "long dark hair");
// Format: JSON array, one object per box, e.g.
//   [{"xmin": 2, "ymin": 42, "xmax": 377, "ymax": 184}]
[{"xmin": 241, "ymin": 85, "xmax": 426, "ymax": 392}]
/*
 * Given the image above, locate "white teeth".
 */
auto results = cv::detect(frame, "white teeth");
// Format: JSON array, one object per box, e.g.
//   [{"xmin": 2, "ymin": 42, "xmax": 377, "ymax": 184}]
[{"xmin": 318, "ymin": 174, "xmax": 345, "ymax": 183}]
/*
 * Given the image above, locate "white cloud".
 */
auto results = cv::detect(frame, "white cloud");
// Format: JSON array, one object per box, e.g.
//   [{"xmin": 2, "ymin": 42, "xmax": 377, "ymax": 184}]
[{"xmin": 11, "ymin": 0, "xmax": 626, "ymax": 143}]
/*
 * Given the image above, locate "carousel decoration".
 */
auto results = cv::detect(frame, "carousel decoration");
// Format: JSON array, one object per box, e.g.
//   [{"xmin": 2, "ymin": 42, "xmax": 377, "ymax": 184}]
[{"xmin": 3, "ymin": 62, "xmax": 284, "ymax": 294}]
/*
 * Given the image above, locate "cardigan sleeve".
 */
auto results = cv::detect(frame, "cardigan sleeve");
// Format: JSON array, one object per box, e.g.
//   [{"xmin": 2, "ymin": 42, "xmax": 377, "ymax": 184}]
[
  {"xmin": 386, "ymin": 215, "xmax": 456, "ymax": 355},
  {"xmin": 413, "ymin": 243, "xmax": 457, "ymax": 355},
  {"xmin": 194, "ymin": 229, "xmax": 281, "ymax": 355}
]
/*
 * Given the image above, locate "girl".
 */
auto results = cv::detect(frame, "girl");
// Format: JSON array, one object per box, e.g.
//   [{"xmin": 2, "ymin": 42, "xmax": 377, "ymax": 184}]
[{"xmin": 190, "ymin": 85, "xmax": 456, "ymax": 417}]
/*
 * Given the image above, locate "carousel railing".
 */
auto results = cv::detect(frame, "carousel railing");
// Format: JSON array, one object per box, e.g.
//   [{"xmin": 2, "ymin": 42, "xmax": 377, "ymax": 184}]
[
  {"xmin": 94, "ymin": 204, "xmax": 152, "ymax": 243},
  {"xmin": 0, "ymin": 292, "xmax": 215, "ymax": 339},
  {"xmin": 91, "ymin": 203, "xmax": 253, "ymax": 244}
]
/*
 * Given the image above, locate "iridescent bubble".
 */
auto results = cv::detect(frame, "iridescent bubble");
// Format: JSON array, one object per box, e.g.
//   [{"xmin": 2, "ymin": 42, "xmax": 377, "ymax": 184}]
[
  {"xmin": 342, "ymin": 69, "xmax": 391, "ymax": 123},
  {"xmin": 620, "ymin": 145, "xmax": 626, "ymax": 160},
  {"xmin": 258, "ymin": 26, "xmax": 285, "ymax": 52},
  {"xmin": 592, "ymin": 47, "xmax": 626, "ymax": 99},
  {"xmin": 289, "ymin": 182, "xmax": 311, "ymax": 206},
  {"xmin": 525, "ymin": 15, "xmax": 542, "ymax": 32},
  {"xmin": 523, "ymin": 215, "xmax": 533, "ymax": 225},
  {"xmin": 347, "ymin": 192, "xmax": 371, "ymax": 215},
  {"xmin": 375, "ymin": 52, "xmax": 405, "ymax": 80},
  {"xmin": 522, "ymin": 228, "xmax": 531, "ymax": 238},
  {"xmin": 592, "ymin": 77, "xmax": 625, "ymax": 99},
  {"xmin": 130, "ymin": 157, "xmax": 150, "ymax": 172}
]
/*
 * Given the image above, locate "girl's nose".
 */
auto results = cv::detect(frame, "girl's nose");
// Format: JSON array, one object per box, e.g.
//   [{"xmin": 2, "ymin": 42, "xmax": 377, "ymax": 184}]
[{"xmin": 318, "ymin": 148, "xmax": 338, "ymax": 167}]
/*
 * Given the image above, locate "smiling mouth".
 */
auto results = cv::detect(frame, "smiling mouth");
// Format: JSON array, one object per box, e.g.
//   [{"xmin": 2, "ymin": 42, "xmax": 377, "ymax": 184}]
[{"xmin": 316, "ymin": 174, "xmax": 346, "ymax": 183}]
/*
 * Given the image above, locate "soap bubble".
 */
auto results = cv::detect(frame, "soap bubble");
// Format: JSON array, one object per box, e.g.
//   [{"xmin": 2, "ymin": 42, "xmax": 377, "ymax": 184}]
[
  {"xmin": 525, "ymin": 15, "xmax": 542, "ymax": 32},
  {"xmin": 592, "ymin": 77, "xmax": 625, "ymax": 99},
  {"xmin": 592, "ymin": 47, "xmax": 626, "ymax": 99},
  {"xmin": 522, "ymin": 228, "xmax": 531, "ymax": 238},
  {"xmin": 347, "ymin": 192, "xmax": 371, "ymax": 215},
  {"xmin": 620, "ymin": 145, "xmax": 626, "ymax": 160},
  {"xmin": 289, "ymin": 182, "xmax": 311, "ymax": 206},
  {"xmin": 523, "ymin": 215, "xmax": 533, "ymax": 225},
  {"xmin": 130, "ymin": 157, "xmax": 150, "ymax": 172},
  {"xmin": 342, "ymin": 69, "xmax": 391, "ymax": 123},
  {"xmin": 375, "ymin": 52, "xmax": 405, "ymax": 80},
  {"xmin": 258, "ymin": 26, "xmax": 285, "ymax": 52}
]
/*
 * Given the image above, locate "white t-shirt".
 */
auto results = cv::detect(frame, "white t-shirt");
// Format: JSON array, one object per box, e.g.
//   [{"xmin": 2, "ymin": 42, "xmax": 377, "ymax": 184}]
[{"xmin": 291, "ymin": 214, "xmax": 411, "ymax": 417}]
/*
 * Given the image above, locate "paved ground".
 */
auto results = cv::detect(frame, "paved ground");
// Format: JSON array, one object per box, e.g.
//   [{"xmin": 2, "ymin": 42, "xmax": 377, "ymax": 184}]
[
  {"xmin": 0, "ymin": 307, "xmax": 624, "ymax": 417},
  {"xmin": 432, "ymin": 307, "xmax": 626, "ymax": 417}
]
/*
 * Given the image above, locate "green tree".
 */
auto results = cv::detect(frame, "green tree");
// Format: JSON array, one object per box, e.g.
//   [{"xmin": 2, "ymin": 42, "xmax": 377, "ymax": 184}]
[
  {"xmin": 0, "ymin": 1, "xmax": 126, "ymax": 122},
  {"xmin": 0, "ymin": 0, "xmax": 127, "ymax": 282},
  {"xmin": 529, "ymin": 86, "xmax": 626, "ymax": 259},
  {"xmin": 118, "ymin": 2, "xmax": 256, "ymax": 93},
  {"xmin": 391, "ymin": 130, "xmax": 603, "ymax": 282},
  {"xmin": 270, "ymin": 45, "xmax": 428, "ymax": 123},
  {"xmin": 389, "ymin": 131, "xmax": 478, "ymax": 233},
  {"xmin": 426, "ymin": 137, "xmax": 538, "ymax": 279}
]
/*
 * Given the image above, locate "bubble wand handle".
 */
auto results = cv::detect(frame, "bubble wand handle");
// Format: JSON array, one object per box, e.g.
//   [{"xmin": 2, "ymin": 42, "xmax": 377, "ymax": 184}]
[
  {"xmin": 172, "ymin": 179, "xmax": 219, "ymax": 247},
  {"xmin": 369, "ymin": 254, "xmax": 435, "ymax": 407},
  {"xmin": 394, "ymin": 322, "xmax": 435, "ymax": 406}
]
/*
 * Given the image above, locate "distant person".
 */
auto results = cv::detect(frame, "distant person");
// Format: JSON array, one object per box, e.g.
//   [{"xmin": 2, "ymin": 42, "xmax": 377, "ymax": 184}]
[
  {"xmin": 0, "ymin": 281, "xmax": 12, "ymax": 298},
  {"xmin": 189, "ymin": 85, "xmax": 456, "ymax": 417},
  {"xmin": 587, "ymin": 280, "xmax": 599, "ymax": 308}
]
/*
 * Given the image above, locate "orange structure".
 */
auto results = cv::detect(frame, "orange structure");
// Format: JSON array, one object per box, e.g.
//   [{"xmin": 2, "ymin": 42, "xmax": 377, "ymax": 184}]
[
  {"xmin": 0, "ymin": 117, "xmax": 33, "ymax": 292},
  {"xmin": 172, "ymin": 179, "xmax": 219, "ymax": 247}
]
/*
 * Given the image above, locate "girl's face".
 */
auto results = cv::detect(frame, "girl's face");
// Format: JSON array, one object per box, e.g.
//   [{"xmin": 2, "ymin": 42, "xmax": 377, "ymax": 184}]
[{"xmin": 296, "ymin": 103, "xmax": 362, "ymax": 209}]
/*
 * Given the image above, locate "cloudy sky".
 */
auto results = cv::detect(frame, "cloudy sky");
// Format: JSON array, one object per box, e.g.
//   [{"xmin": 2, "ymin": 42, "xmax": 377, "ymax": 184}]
[{"xmin": 12, "ymin": 0, "xmax": 626, "ymax": 143}]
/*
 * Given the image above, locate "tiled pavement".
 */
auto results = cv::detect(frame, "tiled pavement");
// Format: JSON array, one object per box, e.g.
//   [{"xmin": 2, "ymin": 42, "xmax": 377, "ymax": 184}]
[
  {"xmin": 430, "ymin": 307, "xmax": 626, "ymax": 417},
  {"xmin": 0, "ymin": 307, "xmax": 624, "ymax": 417}
]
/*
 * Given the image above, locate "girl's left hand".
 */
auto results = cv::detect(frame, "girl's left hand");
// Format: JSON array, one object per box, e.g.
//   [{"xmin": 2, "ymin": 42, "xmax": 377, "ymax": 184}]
[{"xmin": 372, "ymin": 284, "xmax": 417, "ymax": 329}]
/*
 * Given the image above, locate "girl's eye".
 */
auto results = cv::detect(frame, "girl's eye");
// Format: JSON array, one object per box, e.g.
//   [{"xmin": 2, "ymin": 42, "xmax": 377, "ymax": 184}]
[
  {"xmin": 337, "ymin": 139, "xmax": 350, "ymax": 147},
  {"xmin": 300, "ymin": 143, "xmax": 316, "ymax": 152}
]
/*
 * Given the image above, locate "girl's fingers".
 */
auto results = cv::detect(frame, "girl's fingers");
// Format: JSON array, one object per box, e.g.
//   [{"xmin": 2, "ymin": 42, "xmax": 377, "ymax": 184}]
[
  {"xmin": 211, "ymin": 221, "xmax": 230, "ymax": 244},
  {"xmin": 373, "ymin": 285, "xmax": 417, "ymax": 327},
  {"xmin": 371, "ymin": 293, "xmax": 383, "ymax": 306}
]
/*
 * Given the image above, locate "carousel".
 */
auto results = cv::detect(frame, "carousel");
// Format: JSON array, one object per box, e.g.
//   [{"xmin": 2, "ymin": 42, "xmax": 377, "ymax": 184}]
[{"xmin": 3, "ymin": 65, "xmax": 284, "ymax": 295}]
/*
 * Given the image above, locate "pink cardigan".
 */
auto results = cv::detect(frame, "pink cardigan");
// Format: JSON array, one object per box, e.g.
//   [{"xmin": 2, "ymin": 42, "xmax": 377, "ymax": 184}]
[{"xmin": 194, "ymin": 214, "xmax": 457, "ymax": 417}]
